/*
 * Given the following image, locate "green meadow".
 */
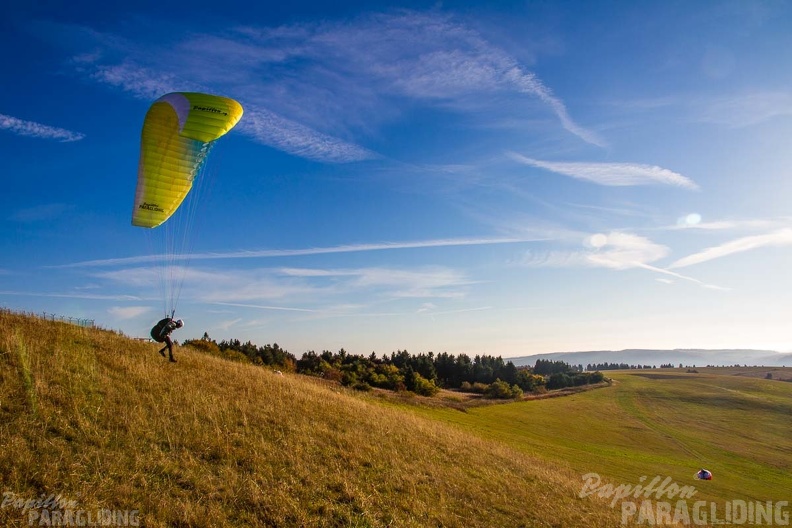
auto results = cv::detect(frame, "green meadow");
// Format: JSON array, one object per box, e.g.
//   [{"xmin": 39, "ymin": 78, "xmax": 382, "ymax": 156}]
[
  {"xmin": 406, "ymin": 369, "xmax": 792, "ymax": 505},
  {"xmin": 2, "ymin": 309, "xmax": 791, "ymax": 526}
]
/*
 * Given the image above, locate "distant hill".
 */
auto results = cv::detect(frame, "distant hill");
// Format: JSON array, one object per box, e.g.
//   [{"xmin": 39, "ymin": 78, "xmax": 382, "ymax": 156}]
[{"xmin": 508, "ymin": 348, "xmax": 792, "ymax": 368}]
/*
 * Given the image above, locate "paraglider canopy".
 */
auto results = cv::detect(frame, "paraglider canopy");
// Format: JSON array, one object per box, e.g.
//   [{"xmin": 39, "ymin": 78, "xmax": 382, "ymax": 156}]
[
  {"xmin": 132, "ymin": 92, "xmax": 244, "ymax": 228},
  {"xmin": 695, "ymin": 469, "xmax": 712, "ymax": 480},
  {"xmin": 131, "ymin": 92, "xmax": 243, "ymax": 316}
]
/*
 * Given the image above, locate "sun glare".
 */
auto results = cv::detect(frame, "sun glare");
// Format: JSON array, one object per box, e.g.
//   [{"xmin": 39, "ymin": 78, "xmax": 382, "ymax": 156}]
[{"xmin": 589, "ymin": 233, "xmax": 608, "ymax": 248}]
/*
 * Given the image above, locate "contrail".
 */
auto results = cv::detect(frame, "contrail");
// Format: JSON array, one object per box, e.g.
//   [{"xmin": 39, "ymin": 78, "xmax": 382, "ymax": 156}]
[{"xmin": 52, "ymin": 236, "xmax": 547, "ymax": 268}]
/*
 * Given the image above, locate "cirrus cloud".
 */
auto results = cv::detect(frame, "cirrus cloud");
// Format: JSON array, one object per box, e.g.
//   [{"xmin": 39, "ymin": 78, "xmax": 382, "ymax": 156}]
[
  {"xmin": 108, "ymin": 306, "xmax": 152, "ymax": 320},
  {"xmin": 61, "ymin": 9, "xmax": 602, "ymax": 163},
  {"xmin": 670, "ymin": 228, "xmax": 792, "ymax": 269},
  {"xmin": 0, "ymin": 113, "xmax": 84, "ymax": 142},
  {"xmin": 522, "ymin": 232, "xmax": 669, "ymax": 270},
  {"xmin": 509, "ymin": 153, "xmax": 699, "ymax": 190}
]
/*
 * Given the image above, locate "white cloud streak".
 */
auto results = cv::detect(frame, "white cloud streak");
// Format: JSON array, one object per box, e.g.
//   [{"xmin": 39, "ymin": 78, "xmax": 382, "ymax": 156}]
[
  {"xmin": 417, "ymin": 305, "xmax": 492, "ymax": 316},
  {"xmin": 88, "ymin": 61, "xmax": 188, "ymax": 100},
  {"xmin": 215, "ymin": 318, "xmax": 243, "ymax": 331},
  {"xmin": 509, "ymin": 153, "xmax": 699, "ymax": 190},
  {"xmin": 522, "ymin": 232, "xmax": 725, "ymax": 290},
  {"xmin": 0, "ymin": 290, "xmax": 143, "ymax": 301},
  {"xmin": 209, "ymin": 303, "xmax": 316, "ymax": 313},
  {"xmin": 208, "ymin": 265, "xmax": 471, "ymax": 301},
  {"xmin": 664, "ymin": 218, "xmax": 787, "ymax": 231},
  {"xmin": 582, "ymin": 232, "xmax": 670, "ymax": 270},
  {"xmin": 108, "ymin": 306, "xmax": 151, "ymax": 319},
  {"xmin": 505, "ymin": 69, "xmax": 605, "ymax": 147},
  {"xmin": 669, "ymin": 228, "xmax": 792, "ymax": 269},
  {"xmin": 345, "ymin": 266, "xmax": 473, "ymax": 298},
  {"xmin": 93, "ymin": 266, "xmax": 320, "ymax": 303},
  {"xmin": 522, "ymin": 232, "xmax": 669, "ymax": 270},
  {"xmin": 55, "ymin": 236, "xmax": 542, "ymax": 268},
  {"xmin": 92, "ymin": 261, "xmax": 474, "ymax": 305},
  {"xmin": 239, "ymin": 107, "xmax": 376, "ymax": 162},
  {"xmin": 632, "ymin": 262, "xmax": 728, "ymax": 291},
  {"xmin": 0, "ymin": 113, "xmax": 84, "ymax": 142}
]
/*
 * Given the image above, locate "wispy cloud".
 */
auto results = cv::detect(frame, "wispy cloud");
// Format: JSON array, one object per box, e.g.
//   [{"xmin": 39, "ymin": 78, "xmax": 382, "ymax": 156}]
[
  {"xmin": 93, "ymin": 261, "xmax": 473, "ymax": 305},
  {"xmin": 521, "ymin": 232, "xmax": 669, "ymax": 270},
  {"xmin": 632, "ymin": 262, "xmax": 728, "ymax": 291},
  {"xmin": 87, "ymin": 61, "xmax": 190, "ymax": 100},
  {"xmin": 201, "ymin": 266, "xmax": 473, "ymax": 303},
  {"xmin": 664, "ymin": 217, "xmax": 787, "ymax": 231},
  {"xmin": 63, "ymin": 9, "xmax": 602, "ymax": 163},
  {"xmin": 235, "ymin": 11, "xmax": 604, "ymax": 146},
  {"xmin": 209, "ymin": 303, "xmax": 315, "ymax": 314},
  {"xmin": 76, "ymin": 58, "xmax": 375, "ymax": 163},
  {"xmin": 509, "ymin": 154, "xmax": 699, "ymax": 190},
  {"xmin": 108, "ymin": 306, "xmax": 151, "ymax": 319},
  {"xmin": 606, "ymin": 91, "xmax": 792, "ymax": 131},
  {"xmin": 522, "ymin": 231, "xmax": 724, "ymax": 289},
  {"xmin": 605, "ymin": 96, "xmax": 678, "ymax": 112},
  {"xmin": 93, "ymin": 266, "xmax": 319, "ymax": 302},
  {"xmin": 698, "ymin": 91, "xmax": 792, "ymax": 128},
  {"xmin": 215, "ymin": 318, "xmax": 244, "ymax": 331},
  {"xmin": 507, "ymin": 70, "xmax": 605, "ymax": 147},
  {"xmin": 0, "ymin": 113, "xmax": 84, "ymax": 142},
  {"xmin": 56, "ymin": 236, "xmax": 542, "ymax": 268},
  {"xmin": 564, "ymin": 201, "xmax": 655, "ymax": 220},
  {"xmin": 416, "ymin": 304, "xmax": 492, "ymax": 316},
  {"xmin": 239, "ymin": 107, "xmax": 376, "ymax": 162},
  {"xmin": 0, "ymin": 290, "xmax": 143, "ymax": 301},
  {"xmin": 669, "ymin": 228, "xmax": 792, "ymax": 269},
  {"xmin": 347, "ymin": 266, "xmax": 473, "ymax": 298},
  {"xmin": 582, "ymin": 232, "xmax": 670, "ymax": 270}
]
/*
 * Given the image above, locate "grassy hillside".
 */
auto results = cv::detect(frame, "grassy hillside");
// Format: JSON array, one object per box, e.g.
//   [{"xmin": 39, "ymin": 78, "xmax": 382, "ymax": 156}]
[
  {"xmin": 409, "ymin": 369, "xmax": 792, "ymax": 506},
  {"xmin": 0, "ymin": 311, "xmax": 626, "ymax": 527}
]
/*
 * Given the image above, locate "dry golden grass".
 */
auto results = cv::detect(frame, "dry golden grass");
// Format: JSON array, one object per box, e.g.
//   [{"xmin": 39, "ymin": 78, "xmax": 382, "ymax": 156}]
[{"xmin": 1, "ymin": 310, "xmax": 629, "ymax": 527}]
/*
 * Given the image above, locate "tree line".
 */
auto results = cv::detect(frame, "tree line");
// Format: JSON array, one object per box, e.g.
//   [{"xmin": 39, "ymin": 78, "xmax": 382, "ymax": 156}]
[
  {"xmin": 184, "ymin": 335, "xmax": 606, "ymax": 399},
  {"xmin": 586, "ymin": 362, "xmax": 692, "ymax": 370}
]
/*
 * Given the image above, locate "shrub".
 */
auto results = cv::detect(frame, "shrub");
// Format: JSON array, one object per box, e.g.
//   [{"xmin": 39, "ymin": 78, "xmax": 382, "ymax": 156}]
[
  {"xmin": 484, "ymin": 379, "xmax": 523, "ymax": 399},
  {"xmin": 511, "ymin": 384, "xmax": 523, "ymax": 399},
  {"xmin": 459, "ymin": 381, "xmax": 489, "ymax": 394},
  {"xmin": 184, "ymin": 339, "xmax": 248, "ymax": 363},
  {"xmin": 515, "ymin": 370, "xmax": 545, "ymax": 392},
  {"xmin": 341, "ymin": 371, "xmax": 358, "ymax": 387},
  {"xmin": 589, "ymin": 371, "xmax": 605, "ymax": 383},
  {"xmin": 546, "ymin": 372, "xmax": 573, "ymax": 390},
  {"xmin": 411, "ymin": 372, "xmax": 440, "ymax": 397}
]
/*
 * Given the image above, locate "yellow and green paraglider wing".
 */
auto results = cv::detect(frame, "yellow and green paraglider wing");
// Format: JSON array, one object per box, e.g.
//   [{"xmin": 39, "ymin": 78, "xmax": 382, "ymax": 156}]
[{"xmin": 131, "ymin": 92, "xmax": 244, "ymax": 228}]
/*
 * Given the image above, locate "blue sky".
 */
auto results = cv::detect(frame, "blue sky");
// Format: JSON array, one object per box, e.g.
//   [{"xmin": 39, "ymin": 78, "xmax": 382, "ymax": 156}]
[{"xmin": 3, "ymin": 1, "xmax": 792, "ymax": 358}]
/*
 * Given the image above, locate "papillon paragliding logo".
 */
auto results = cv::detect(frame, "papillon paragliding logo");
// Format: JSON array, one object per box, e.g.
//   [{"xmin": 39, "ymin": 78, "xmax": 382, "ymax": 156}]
[
  {"xmin": 131, "ymin": 92, "xmax": 243, "ymax": 316},
  {"xmin": 581, "ymin": 472, "xmax": 791, "ymax": 526}
]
